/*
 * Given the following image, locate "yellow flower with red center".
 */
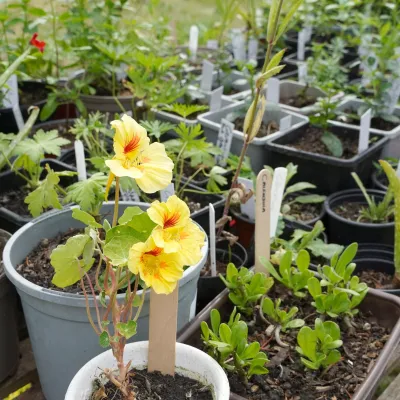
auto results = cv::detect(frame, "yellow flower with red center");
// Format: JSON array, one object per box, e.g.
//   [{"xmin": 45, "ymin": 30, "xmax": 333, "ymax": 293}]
[
  {"xmin": 105, "ymin": 114, "xmax": 173, "ymax": 193},
  {"xmin": 147, "ymin": 196, "xmax": 205, "ymax": 264},
  {"xmin": 128, "ymin": 237, "xmax": 184, "ymax": 294}
]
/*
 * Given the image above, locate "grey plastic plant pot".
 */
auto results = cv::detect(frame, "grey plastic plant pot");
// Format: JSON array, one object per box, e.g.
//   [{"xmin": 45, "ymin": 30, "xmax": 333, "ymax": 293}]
[
  {"xmin": 0, "ymin": 229, "xmax": 19, "ymax": 383},
  {"xmin": 177, "ymin": 287, "xmax": 400, "ymax": 400},
  {"xmin": 330, "ymin": 97, "xmax": 400, "ymax": 158},
  {"xmin": 2, "ymin": 202, "xmax": 208, "ymax": 400},
  {"xmin": 264, "ymin": 123, "xmax": 389, "ymax": 194},
  {"xmin": 198, "ymin": 100, "xmax": 309, "ymax": 172},
  {"xmin": 80, "ymin": 92, "xmax": 135, "ymax": 114}
]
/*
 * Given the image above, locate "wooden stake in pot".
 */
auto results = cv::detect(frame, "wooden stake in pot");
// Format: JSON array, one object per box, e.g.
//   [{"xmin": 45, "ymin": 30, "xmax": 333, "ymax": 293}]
[{"xmin": 255, "ymin": 169, "xmax": 272, "ymax": 273}]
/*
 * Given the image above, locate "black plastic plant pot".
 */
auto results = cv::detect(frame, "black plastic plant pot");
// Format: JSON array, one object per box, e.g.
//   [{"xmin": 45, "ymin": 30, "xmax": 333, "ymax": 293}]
[
  {"xmin": 324, "ymin": 189, "xmax": 394, "ymax": 246},
  {"xmin": 181, "ymin": 168, "xmax": 234, "ymax": 191},
  {"xmin": 196, "ymin": 240, "xmax": 248, "ymax": 313},
  {"xmin": 354, "ymin": 243, "xmax": 400, "ymax": 296},
  {"xmin": 372, "ymin": 170, "xmax": 388, "ymax": 192},
  {"xmin": 264, "ymin": 123, "xmax": 388, "ymax": 194},
  {"xmin": 0, "ymin": 159, "xmax": 77, "ymax": 233}
]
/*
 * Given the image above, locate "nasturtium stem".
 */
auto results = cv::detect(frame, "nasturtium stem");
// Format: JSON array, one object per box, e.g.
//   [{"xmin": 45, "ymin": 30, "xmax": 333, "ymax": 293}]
[{"xmin": 113, "ymin": 177, "xmax": 120, "ymax": 227}]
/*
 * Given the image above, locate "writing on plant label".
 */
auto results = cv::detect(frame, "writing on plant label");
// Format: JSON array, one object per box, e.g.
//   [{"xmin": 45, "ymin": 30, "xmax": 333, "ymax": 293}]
[
  {"xmin": 231, "ymin": 30, "xmax": 246, "ymax": 61},
  {"xmin": 238, "ymin": 177, "xmax": 255, "ymax": 220},
  {"xmin": 248, "ymin": 38, "xmax": 258, "ymax": 62},
  {"xmin": 298, "ymin": 63, "xmax": 307, "ymax": 85},
  {"xmin": 120, "ymin": 189, "xmax": 140, "ymax": 202},
  {"xmin": 74, "ymin": 140, "xmax": 87, "ymax": 181},
  {"xmin": 160, "ymin": 182, "xmax": 175, "ymax": 202},
  {"xmin": 3, "ymin": 74, "xmax": 24, "ymax": 130},
  {"xmin": 206, "ymin": 40, "xmax": 218, "ymax": 50},
  {"xmin": 266, "ymin": 77, "xmax": 280, "ymax": 104},
  {"xmin": 209, "ymin": 203, "xmax": 217, "ymax": 277},
  {"xmin": 189, "ymin": 25, "xmax": 199, "ymax": 61},
  {"xmin": 209, "ymin": 86, "xmax": 223, "ymax": 112},
  {"xmin": 270, "ymin": 167, "xmax": 287, "ymax": 238},
  {"xmin": 200, "ymin": 60, "xmax": 214, "ymax": 92},
  {"xmin": 279, "ymin": 115, "xmax": 292, "ymax": 133},
  {"xmin": 215, "ymin": 118, "xmax": 234, "ymax": 167},
  {"xmin": 358, "ymin": 108, "xmax": 371, "ymax": 153},
  {"xmin": 297, "ymin": 30, "xmax": 307, "ymax": 61}
]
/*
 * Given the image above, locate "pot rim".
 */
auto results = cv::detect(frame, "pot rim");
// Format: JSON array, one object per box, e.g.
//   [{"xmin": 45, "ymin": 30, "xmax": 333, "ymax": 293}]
[{"xmin": 325, "ymin": 188, "xmax": 394, "ymax": 229}]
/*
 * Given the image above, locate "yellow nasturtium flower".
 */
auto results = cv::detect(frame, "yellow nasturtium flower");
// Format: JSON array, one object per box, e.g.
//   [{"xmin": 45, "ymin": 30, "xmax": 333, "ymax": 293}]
[
  {"xmin": 128, "ymin": 237, "xmax": 184, "ymax": 294},
  {"xmin": 105, "ymin": 114, "xmax": 173, "ymax": 193},
  {"xmin": 147, "ymin": 195, "xmax": 205, "ymax": 264}
]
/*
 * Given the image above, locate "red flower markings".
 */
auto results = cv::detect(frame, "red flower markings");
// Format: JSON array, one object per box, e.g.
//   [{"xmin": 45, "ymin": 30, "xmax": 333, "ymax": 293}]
[
  {"xmin": 229, "ymin": 219, "xmax": 236, "ymax": 228},
  {"xmin": 30, "ymin": 33, "xmax": 46, "ymax": 53}
]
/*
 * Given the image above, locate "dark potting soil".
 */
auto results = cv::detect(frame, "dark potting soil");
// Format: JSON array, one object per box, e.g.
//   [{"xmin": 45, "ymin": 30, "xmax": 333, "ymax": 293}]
[
  {"xmin": 223, "ymin": 86, "xmax": 241, "ymax": 96},
  {"xmin": 234, "ymin": 117, "xmax": 279, "ymax": 138},
  {"xmin": 19, "ymin": 85, "xmax": 49, "ymax": 106},
  {"xmin": 287, "ymin": 126, "xmax": 360, "ymax": 159},
  {"xmin": 0, "ymin": 187, "xmax": 31, "ymax": 216},
  {"xmin": 336, "ymin": 111, "xmax": 398, "ymax": 132},
  {"xmin": 183, "ymin": 191, "xmax": 218, "ymax": 214},
  {"xmin": 182, "ymin": 163, "xmax": 208, "ymax": 182},
  {"xmin": 280, "ymin": 95, "xmax": 316, "ymax": 108},
  {"xmin": 201, "ymin": 259, "xmax": 227, "ymax": 277},
  {"xmin": 333, "ymin": 201, "xmax": 393, "ymax": 224},
  {"xmin": 93, "ymin": 369, "xmax": 213, "ymax": 400},
  {"xmin": 206, "ymin": 284, "xmax": 389, "ymax": 400},
  {"xmin": 283, "ymin": 197, "xmax": 322, "ymax": 223},
  {"xmin": 358, "ymin": 269, "xmax": 393, "ymax": 290}
]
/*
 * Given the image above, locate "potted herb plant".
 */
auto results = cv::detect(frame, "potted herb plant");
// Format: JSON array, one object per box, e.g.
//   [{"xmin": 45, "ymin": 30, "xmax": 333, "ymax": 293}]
[{"xmin": 2, "ymin": 115, "xmax": 209, "ymax": 400}]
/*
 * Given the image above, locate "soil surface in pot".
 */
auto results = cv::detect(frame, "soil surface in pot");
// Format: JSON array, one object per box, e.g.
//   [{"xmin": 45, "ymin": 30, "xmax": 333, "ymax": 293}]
[
  {"xmin": 182, "ymin": 191, "xmax": 219, "ymax": 214},
  {"xmin": 0, "ymin": 187, "xmax": 31, "ymax": 216},
  {"xmin": 19, "ymin": 85, "xmax": 49, "ymax": 106},
  {"xmin": 333, "ymin": 201, "xmax": 393, "ymax": 224},
  {"xmin": 280, "ymin": 94, "xmax": 316, "ymax": 108},
  {"xmin": 93, "ymin": 369, "xmax": 213, "ymax": 400},
  {"xmin": 197, "ymin": 284, "xmax": 389, "ymax": 400},
  {"xmin": 358, "ymin": 269, "xmax": 394, "ymax": 290},
  {"xmin": 201, "ymin": 259, "xmax": 227, "ymax": 277},
  {"xmin": 283, "ymin": 196, "xmax": 323, "ymax": 223},
  {"xmin": 287, "ymin": 126, "xmax": 363, "ymax": 159},
  {"xmin": 335, "ymin": 111, "xmax": 398, "ymax": 132},
  {"xmin": 234, "ymin": 117, "xmax": 279, "ymax": 138}
]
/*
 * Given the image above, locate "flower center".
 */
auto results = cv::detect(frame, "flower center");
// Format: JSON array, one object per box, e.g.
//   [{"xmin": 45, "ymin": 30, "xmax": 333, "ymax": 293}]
[
  {"xmin": 164, "ymin": 212, "xmax": 180, "ymax": 228},
  {"xmin": 123, "ymin": 135, "xmax": 141, "ymax": 155}
]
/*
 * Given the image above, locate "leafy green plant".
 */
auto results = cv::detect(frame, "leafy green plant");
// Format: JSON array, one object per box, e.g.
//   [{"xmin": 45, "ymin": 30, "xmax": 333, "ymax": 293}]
[
  {"xmin": 296, "ymin": 318, "xmax": 343, "ymax": 370},
  {"xmin": 201, "ymin": 308, "xmax": 269, "ymax": 383},
  {"xmin": 308, "ymin": 243, "xmax": 368, "ymax": 318},
  {"xmin": 220, "ymin": 263, "xmax": 274, "ymax": 316},
  {"xmin": 161, "ymin": 103, "xmax": 209, "ymax": 120},
  {"xmin": 350, "ymin": 172, "xmax": 394, "ymax": 223},
  {"xmin": 140, "ymin": 120, "xmax": 176, "ymax": 142},
  {"xmin": 261, "ymin": 249, "xmax": 313, "ymax": 297}
]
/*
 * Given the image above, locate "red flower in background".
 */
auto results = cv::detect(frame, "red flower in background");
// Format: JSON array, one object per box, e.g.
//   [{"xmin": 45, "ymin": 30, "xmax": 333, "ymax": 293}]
[{"xmin": 30, "ymin": 33, "xmax": 46, "ymax": 53}]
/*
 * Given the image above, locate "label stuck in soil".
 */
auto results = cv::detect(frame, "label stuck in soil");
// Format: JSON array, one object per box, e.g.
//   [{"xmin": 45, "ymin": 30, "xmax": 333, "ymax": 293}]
[
  {"xmin": 297, "ymin": 30, "xmax": 307, "ymax": 61},
  {"xmin": 189, "ymin": 25, "xmax": 199, "ymax": 61},
  {"xmin": 3, "ymin": 74, "xmax": 24, "ymax": 130},
  {"xmin": 160, "ymin": 182, "xmax": 175, "ymax": 202},
  {"xmin": 209, "ymin": 86, "xmax": 223, "ymax": 112},
  {"xmin": 279, "ymin": 115, "xmax": 292, "ymax": 132},
  {"xmin": 248, "ymin": 38, "xmax": 258, "ymax": 62},
  {"xmin": 120, "ymin": 189, "xmax": 140, "ymax": 202},
  {"xmin": 206, "ymin": 40, "xmax": 218, "ymax": 50},
  {"xmin": 267, "ymin": 77, "xmax": 280, "ymax": 104},
  {"xmin": 231, "ymin": 30, "xmax": 246, "ymax": 61},
  {"xmin": 298, "ymin": 63, "xmax": 307, "ymax": 84},
  {"xmin": 358, "ymin": 108, "xmax": 371, "ymax": 153},
  {"xmin": 200, "ymin": 60, "xmax": 214, "ymax": 92},
  {"xmin": 238, "ymin": 177, "xmax": 255, "ymax": 220},
  {"xmin": 215, "ymin": 118, "xmax": 234, "ymax": 167},
  {"xmin": 74, "ymin": 140, "xmax": 87, "ymax": 181}
]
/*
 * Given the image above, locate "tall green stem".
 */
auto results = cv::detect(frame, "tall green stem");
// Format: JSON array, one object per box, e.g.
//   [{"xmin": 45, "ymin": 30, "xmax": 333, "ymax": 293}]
[{"xmin": 49, "ymin": 0, "xmax": 60, "ymax": 79}]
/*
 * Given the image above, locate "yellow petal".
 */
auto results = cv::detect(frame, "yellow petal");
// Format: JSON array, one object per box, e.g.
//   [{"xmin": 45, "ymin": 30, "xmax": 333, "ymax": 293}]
[
  {"xmin": 147, "ymin": 195, "xmax": 190, "ymax": 229},
  {"xmin": 177, "ymin": 221, "xmax": 206, "ymax": 266},
  {"xmin": 105, "ymin": 159, "xmax": 143, "ymax": 179},
  {"xmin": 105, "ymin": 172, "xmax": 115, "ymax": 201}
]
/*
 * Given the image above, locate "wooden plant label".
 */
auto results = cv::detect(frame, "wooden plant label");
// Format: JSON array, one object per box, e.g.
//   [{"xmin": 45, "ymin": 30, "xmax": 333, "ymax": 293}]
[
  {"xmin": 3, "ymin": 75, "xmax": 24, "ymax": 131},
  {"xmin": 207, "ymin": 40, "xmax": 218, "ymax": 50},
  {"xmin": 215, "ymin": 118, "xmax": 234, "ymax": 167},
  {"xmin": 148, "ymin": 287, "xmax": 179, "ymax": 375},
  {"xmin": 358, "ymin": 108, "xmax": 372, "ymax": 153},
  {"xmin": 279, "ymin": 115, "xmax": 292, "ymax": 133},
  {"xmin": 297, "ymin": 30, "xmax": 306, "ymax": 61},
  {"xmin": 255, "ymin": 169, "xmax": 272, "ymax": 273},
  {"xmin": 266, "ymin": 77, "xmax": 280, "ymax": 104},
  {"xmin": 298, "ymin": 64, "xmax": 307, "ymax": 84},
  {"xmin": 232, "ymin": 30, "xmax": 246, "ymax": 61},
  {"xmin": 270, "ymin": 167, "xmax": 288, "ymax": 238},
  {"xmin": 200, "ymin": 60, "xmax": 215, "ymax": 92},
  {"xmin": 209, "ymin": 86, "xmax": 223, "ymax": 112},
  {"xmin": 248, "ymin": 38, "xmax": 258, "ymax": 62},
  {"xmin": 238, "ymin": 177, "xmax": 255, "ymax": 220},
  {"xmin": 189, "ymin": 25, "xmax": 199, "ymax": 61},
  {"xmin": 209, "ymin": 203, "xmax": 217, "ymax": 277},
  {"xmin": 74, "ymin": 140, "xmax": 87, "ymax": 181},
  {"xmin": 160, "ymin": 183, "xmax": 175, "ymax": 202}
]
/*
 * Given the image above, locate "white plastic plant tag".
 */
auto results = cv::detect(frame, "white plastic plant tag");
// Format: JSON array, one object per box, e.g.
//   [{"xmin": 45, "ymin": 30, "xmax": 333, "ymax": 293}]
[
  {"xmin": 238, "ymin": 177, "xmax": 255, "ymax": 220},
  {"xmin": 200, "ymin": 60, "xmax": 214, "ymax": 92},
  {"xmin": 279, "ymin": 115, "xmax": 292, "ymax": 133},
  {"xmin": 189, "ymin": 25, "xmax": 199, "ymax": 61},
  {"xmin": 160, "ymin": 182, "xmax": 175, "ymax": 202},
  {"xmin": 248, "ymin": 38, "xmax": 258, "ymax": 62},
  {"xmin": 231, "ymin": 30, "xmax": 246, "ymax": 61},
  {"xmin": 297, "ymin": 30, "xmax": 306, "ymax": 61},
  {"xmin": 266, "ymin": 78, "xmax": 280, "ymax": 104},
  {"xmin": 209, "ymin": 86, "xmax": 223, "ymax": 112},
  {"xmin": 74, "ymin": 140, "xmax": 87, "ymax": 181},
  {"xmin": 298, "ymin": 63, "xmax": 307, "ymax": 85},
  {"xmin": 215, "ymin": 118, "xmax": 234, "ymax": 167},
  {"xmin": 120, "ymin": 189, "xmax": 140, "ymax": 202},
  {"xmin": 270, "ymin": 167, "xmax": 287, "ymax": 238},
  {"xmin": 304, "ymin": 26, "xmax": 313, "ymax": 43},
  {"xmin": 206, "ymin": 40, "xmax": 218, "ymax": 50},
  {"xmin": 358, "ymin": 109, "xmax": 372, "ymax": 153},
  {"xmin": 3, "ymin": 75, "xmax": 24, "ymax": 131},
  {"xmin": 209, "ymin": 203, "xmax": 217, "ymax": 277}
]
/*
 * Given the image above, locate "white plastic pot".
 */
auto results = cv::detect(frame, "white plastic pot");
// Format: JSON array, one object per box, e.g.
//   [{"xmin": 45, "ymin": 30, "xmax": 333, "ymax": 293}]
[{"xmin": 65, "ymin": 341, "xmax": 230, "ymax": 400}]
